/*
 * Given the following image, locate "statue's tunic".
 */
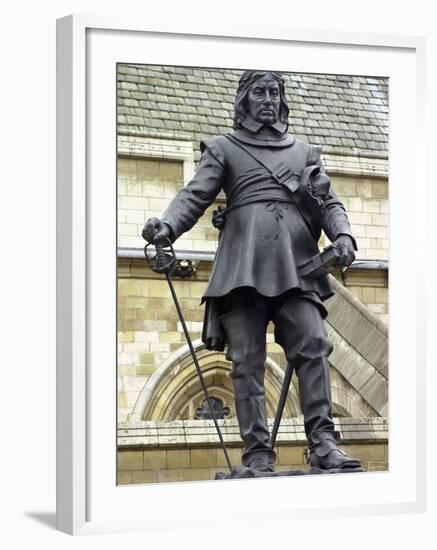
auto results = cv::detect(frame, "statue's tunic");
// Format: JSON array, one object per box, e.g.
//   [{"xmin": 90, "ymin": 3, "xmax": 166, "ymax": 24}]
[{"xmin": 161, "ymin": 128, "xmax": 355, "ymax": 350}]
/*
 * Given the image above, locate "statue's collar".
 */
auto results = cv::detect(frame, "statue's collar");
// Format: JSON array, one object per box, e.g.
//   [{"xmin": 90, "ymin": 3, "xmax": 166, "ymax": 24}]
[
  {"xmin": 241, "ymin": 115, "xmax": 288, "ymax": 135},
  {"xmin": 230, "ymin": 127, "xmax": 296, "ymax": 148},
  {"xmin": 234, "ymin": 115, "xmax": 295, "ymax": 147}
]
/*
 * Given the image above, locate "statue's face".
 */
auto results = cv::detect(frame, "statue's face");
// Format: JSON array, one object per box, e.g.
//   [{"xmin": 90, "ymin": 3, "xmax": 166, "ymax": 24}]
[{"xmin": 247, "ymin": 75, "xmax": 281, "ymax": 125}]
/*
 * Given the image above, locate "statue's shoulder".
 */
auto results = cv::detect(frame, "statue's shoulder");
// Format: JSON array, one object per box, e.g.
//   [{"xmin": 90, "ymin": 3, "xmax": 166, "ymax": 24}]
[
  {"xmin": 199, "ymin": 135, "xmax": 229, "ymax": 165},
  {"xmin": 200, "ymin": 135, "xmax": 228, "ymax": 152},
  {"xmin": 292, "ymin": 137, "xmax": 323, "ymax": 165}
]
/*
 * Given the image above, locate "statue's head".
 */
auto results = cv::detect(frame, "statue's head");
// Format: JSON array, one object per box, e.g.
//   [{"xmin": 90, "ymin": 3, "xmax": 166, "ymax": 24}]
[{"xmin": 233, "ymin": 70, "xmax": 289, "ymax": 129}]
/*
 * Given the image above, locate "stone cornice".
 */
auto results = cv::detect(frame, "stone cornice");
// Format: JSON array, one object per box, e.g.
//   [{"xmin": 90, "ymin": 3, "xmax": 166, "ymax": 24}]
[
  {"xmin": 118, "ymin": 417, "xmax": 388, "ymax": 448},
  {"xmin": 117, "ymin": 135, "xmax": 388, "ymax": 179},
  {"xmin": 322, "ymin": 152, "xmax": 388, "ymax": 178}
]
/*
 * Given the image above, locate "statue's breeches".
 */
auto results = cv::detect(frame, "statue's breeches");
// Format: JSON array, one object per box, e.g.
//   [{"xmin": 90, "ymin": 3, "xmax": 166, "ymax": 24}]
[{"xmin": 219, "ymin": 289, "xmax": 336, "ymax": 468}]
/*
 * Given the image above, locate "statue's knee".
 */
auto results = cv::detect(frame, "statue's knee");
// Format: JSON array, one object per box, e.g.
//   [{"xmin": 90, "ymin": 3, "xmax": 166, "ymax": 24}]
[
  {"xmin": 228, "ymin": 348, "xmax": 266, "ymax": 379},
  {"xmin": 287, "ymin": 335, "xmax": 333, "ymax": 365}
]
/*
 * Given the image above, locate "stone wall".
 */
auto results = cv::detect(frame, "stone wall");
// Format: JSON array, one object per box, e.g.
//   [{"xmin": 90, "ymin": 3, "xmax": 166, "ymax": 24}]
[
  {"xmin": 118, "ymin": 443, "xmax": 388, "ymax": 484},
  {"xmin": 117, "ymin": 417, "xmax": 388, "ymax": 484},
  {"xmin": 118, "ymin": 156, "xmax": 220, "ymax": 252},
  {"xmin": 118, "ymin": 278, "xmax": 207, "ymax": 421}
]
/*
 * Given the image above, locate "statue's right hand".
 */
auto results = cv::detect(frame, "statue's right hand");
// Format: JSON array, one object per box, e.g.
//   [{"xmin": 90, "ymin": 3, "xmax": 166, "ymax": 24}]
[{"xmin": 141, "ymin": 217, "xmax": 171, "ymax": 244}]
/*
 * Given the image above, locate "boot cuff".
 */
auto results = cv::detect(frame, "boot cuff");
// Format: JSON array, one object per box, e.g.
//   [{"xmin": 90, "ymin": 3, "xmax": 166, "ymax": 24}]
[
  {"xmin": 309, "ymin": 431, "xmax": 339, "ymax": 458},
  {"xmin": 242, "ymin": 449, "xmax": 276, "ymax": 468}
]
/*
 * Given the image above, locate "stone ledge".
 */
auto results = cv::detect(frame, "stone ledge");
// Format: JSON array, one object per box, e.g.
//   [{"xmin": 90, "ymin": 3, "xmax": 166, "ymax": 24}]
[{"xmin": 118, "ymin": 416, "xmax": 388, "ymax": 449}]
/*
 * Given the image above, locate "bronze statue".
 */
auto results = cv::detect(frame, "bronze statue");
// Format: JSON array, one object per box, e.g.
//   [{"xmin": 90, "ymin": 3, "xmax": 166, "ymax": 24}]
[{"xmin": 142, "ymin": 70, "xmax": 362, "ymax": 475}]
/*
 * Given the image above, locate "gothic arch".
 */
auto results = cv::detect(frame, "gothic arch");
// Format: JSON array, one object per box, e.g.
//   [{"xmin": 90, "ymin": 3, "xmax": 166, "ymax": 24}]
[{"xmin": 129, "ymin": 339, "xmax": 302, "ymax": 422}]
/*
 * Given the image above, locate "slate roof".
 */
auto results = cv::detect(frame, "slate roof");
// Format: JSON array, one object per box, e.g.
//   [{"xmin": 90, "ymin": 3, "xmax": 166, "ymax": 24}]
[{"xmin": 117, "ymin": 64, "xmax": 388, "ymax": 158}]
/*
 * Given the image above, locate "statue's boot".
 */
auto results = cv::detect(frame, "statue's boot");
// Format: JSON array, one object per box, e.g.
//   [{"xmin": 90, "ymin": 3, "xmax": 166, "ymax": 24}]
[
  {"xmin": 220, "ymin": 306, "xmax": 276, "ymax": 473},
  {"xmin": 308, "ymin": 431, "xmax": 361, "ymax": 470},
  {"xmin": 273, "ymin": 296, "xmax": 362, "ymax": 471}
]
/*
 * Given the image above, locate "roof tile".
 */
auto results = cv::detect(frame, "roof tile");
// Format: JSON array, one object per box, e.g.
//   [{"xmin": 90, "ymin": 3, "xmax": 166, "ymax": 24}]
[{"xmin": 117, "ymin": 64, "xmax": 388, "ymax": 157}]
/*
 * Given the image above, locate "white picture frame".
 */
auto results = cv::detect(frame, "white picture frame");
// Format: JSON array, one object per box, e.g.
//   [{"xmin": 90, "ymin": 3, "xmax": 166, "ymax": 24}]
[{"xmin": 56, "ymin": 14, "xmax": 427, "ymax": 535}]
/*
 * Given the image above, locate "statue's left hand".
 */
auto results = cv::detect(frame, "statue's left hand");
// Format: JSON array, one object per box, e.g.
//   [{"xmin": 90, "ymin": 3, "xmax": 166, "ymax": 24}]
[{"xmin": 332, "ymin": 235, "xmax": 356, "ymax": 268}]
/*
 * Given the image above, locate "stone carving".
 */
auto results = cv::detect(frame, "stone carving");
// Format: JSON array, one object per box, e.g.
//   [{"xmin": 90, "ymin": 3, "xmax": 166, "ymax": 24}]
[{"xmin": 195, "ymin": 397, "xmax": 230, "ymax": 420}]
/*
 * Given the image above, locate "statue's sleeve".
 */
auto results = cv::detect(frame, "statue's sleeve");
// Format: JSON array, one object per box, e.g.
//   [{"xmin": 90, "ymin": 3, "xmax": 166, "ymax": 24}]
[
  {"xmin": 161, "ymin": 143, "xmax": 225, "ymax": 241},
  {"xmin": 316, "ymin": 153, "xmax": 358, "ymax": 250}
]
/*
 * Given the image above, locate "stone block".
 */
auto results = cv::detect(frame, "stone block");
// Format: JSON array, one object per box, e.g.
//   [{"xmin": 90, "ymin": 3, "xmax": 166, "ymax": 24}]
[
  {"xmin": 356, "ymin": 181, "xmax": 373, "ymax": 198},
  {"xmin": 340, "ymin": 443, "xmax": 385, "ymax": 463},
  {"xmin": 136, "ymin": 158, "xmax": 160, "ymax": 181},
  {"xmin": 122, "ymin": 342, "xmax": 148, "ymax": 353},
  {"xmin": 149, "ymin": 198, "xmax": 171, "ymax": 211},
  {"xmin": 168, "ymin": 281, "xmax": 191, "ymax": 298},
  {"xmin": 131, "ymin": 470, "xmax": 158, "ymax": 484},
  {"xmin": 277, "ymin": 445, "xmax": 306, "ymax": 466},
  {"xmin": 117, "ymin": 392, "xmax": 127, "ymax": 409},
  {"xmin": 119, "ymin": 196, "xmax": 149, "ymax": 211},
  {"xmin": 149, "ymin": 342, "xmax": 171, "ymax": 352},
  {"xmin": 366, "ymin": 248, "xmax": 388, "ymax": 260},
  {"xmin": 139, "ymin": 352, "xmax": 156, "ymax": 365},
  {"xmin": 136, "ymin": 364, "xmax": 157, "ymax": 376},
  {"xmin": 167, "ymin": 450, "xmax": 191, "ymax": 469},
  {"xmin": 361, "ymin": 287, "xmax": 376, "ymax": 304},
  {"xmin": 118, "ymin": 450, "xmax": 143, "ymax": 471},
  {"xmin": 160, "ymin": 331, "xmax": 183, "ymax": 343},
  {"xmin": 332, "ymin": 179, "xmax": 356, "ymax": 197},
  {"xmin": 125, "ymin": 391, "xmax": 141, "ymax": 408},
  {"xmin": 367, "ymin": 462, "xmax": 388, "ymax": 472},
  {"xmin": 119, "ymin": 279, "xmax": 147, "ymax": 297},
  {"xmin": 117, "ymin": 471, "xmax": 133, "ymax": 485},
  {"xmin": 191, "ymin": 448, "xmax": 217, "ymax": 468},
  {"xmin": 143, "ymin": 180, "xmax": 167, "ymax": 198},
  {"xmin": 362, "ymin": 199, "xmax": 381, "ymax": 213},
  {"xmin": 370, "ymin": 237, "xmax": 389, "ymax": 250},
  {"xmin": 143, "ymin": 449, "xmax": 167, "ymax": 470},
  {"xmin": 125, "ymin": 209, "xmax": 147, "ymax": 224},
  {"xmin": 349, "ymin": 212, "xmax": 372, "ymax": 225},
  {"xmin": 216, "ymin": 447, "xmax": 244, "ymax": 468},
  {"xmin": 365, "ymin": 225, "xmax": 387, "ymax": 239},
  {"xmin": 372, "ymin": 181, "xmax": 388, "ymax": 198},
  {"xmin": 348, "ymin": 197, "xmax": 363, "ymax": 212},
  {"xmin": 158, "ymin": 469, "xmax": 185, "ymax": 483},
  {"xmin": 146, "ymin": 280, "xmax": 171, "ymax": 298},
  {"xmin": 118, "ymin": 365, "xmax": 136, "ymax": 376},
  {"xmin": 371, "ymin": 213, "xmax": 389, "ymax": 226},
  {"xmin": 351, "ymin": 224, "xmax": 366, "ymax": 237},
  {"xmin": 126, "ymin": 182, "xmax": 144, "ymax": 197},
  {"xmin": 183, "ymin": 468, "xmax": 212, "ymax": 481},
  {"xmin": 119, "ymin": 375, "xmax": 147, "ymax": 392},
  {"xmin": 159, "ymin": 161, "xmax": 182, "ymax": 182},
  {"xmin": 134, "ymin": 331, "xmax": 159, "ymax": 343},
  {"xmin": 118, "ymin": 331, "xmax": 134, "ymax": 343},
  {"xmin": 368, "ymin": 304, "xmax": 386, "ymax": 315}
]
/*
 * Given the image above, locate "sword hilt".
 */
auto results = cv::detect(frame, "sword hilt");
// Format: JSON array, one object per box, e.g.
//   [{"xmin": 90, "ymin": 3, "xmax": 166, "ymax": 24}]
[{"xmin": 144, "ymin": 238, "xmax": 176, "ymax": 274}]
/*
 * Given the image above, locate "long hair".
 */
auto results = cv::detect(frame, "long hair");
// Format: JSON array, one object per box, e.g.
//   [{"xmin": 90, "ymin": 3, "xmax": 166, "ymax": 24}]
[{"xmin": 233, "ymin": 70, "xmax": 289, "ymax": 130}]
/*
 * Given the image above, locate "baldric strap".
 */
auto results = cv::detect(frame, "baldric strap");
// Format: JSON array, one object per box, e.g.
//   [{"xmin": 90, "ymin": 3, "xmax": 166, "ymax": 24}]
[{"xmin": 224, "ymin": 134, "xmax": 319, "ymax": 240}]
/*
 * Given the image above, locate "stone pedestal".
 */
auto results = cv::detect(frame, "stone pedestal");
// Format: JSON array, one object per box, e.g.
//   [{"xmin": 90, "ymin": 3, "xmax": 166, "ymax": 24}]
[{"xmin": 215, "ymin": 466, "xmax": 365, "ymax": 480}]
